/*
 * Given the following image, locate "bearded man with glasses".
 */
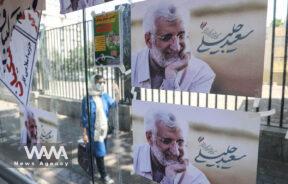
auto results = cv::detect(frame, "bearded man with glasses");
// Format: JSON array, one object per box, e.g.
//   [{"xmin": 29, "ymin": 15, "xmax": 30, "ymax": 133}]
[
  {"xmin": 132, "ymin": 2, "xmax": 215, "ymax": 93},
  {"xmin": 20, "ymin": 109, "xmax": 39, "ymax": 148},
  {"xmin": 133, "ymin": 111, "xmax": 210, "ymax": 184}
]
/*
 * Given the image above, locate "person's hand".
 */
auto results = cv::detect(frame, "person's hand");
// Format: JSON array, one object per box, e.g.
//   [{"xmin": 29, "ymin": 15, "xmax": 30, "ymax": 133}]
[
  {"xmin": 164, "ymin": 52, "xmax": 190, "ymax": 80},
  {"xmin": 165, "ymin": 162, "xmax": 187, "ymax": 177},
  {"xmin": 160, "ymin": 163, "xmax": 186, "ymax": 184},
  {"xmin": 83, "ymin": 134, "xmax": 88, "ymax": 144}
]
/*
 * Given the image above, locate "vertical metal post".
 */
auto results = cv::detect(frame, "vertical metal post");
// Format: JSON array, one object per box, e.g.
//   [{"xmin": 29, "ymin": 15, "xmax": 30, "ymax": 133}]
[
  {"xmin": 57, "ymin": 28, "xmax": 61, "ymax": 97},
  {"xmin": 158, "ymin": 89, "xmax": 160, "ymax": 103},
  {"xmin": 51, "ymin": 30, "xmax": 56, "ymax": 96},
  {"xmin": 74, "ymin": 24, "xmax": 80, "ymax": 99},
  {"xmin": 268, "ymin": 0, "xmax": 277, "ymax": 125},
  {"xmin": 205, "ymin": 93, "xmax": 208, "ymax": 108},
  {"xmin": 280, "ymin": 1, "xmax": 288, "ymax": 127},
  {"xmin": 180, "ymin": 91, "xmax": 183, "ymax": 105},
  {"xmin": 224, "ymin": 95, "xmax": 227, "ymax": 109},
  {"xmin": 64, "ymin": 26, "xmax": 68, "ymax": 98},
  {"xmin": 165, "ymin": 90, "xmax": 168, "ymax": 103},
  {"xmin": 68, "ymin": 25, "xmax": 75, "ymax": 99},
  {"xmin": 62, "ymin": 27, "xmax": 68, "ymax": 98},
  {"xmin": 235, "ymin": 96, "xmax": 238, "ymax": 110},
  {"xmin": 46, "ymin": 30, "xmax": 51, "ymax": 96},
  {"xmin": 215, "ymin": 94, "xmax": 218, "ymax": 109},
  {"xmin": 106, "ymin": 67, "xmax": 109, "ymax": 94},
  {"xmin": 59, "ymin": 28, "xmax": 64, "ymax": 98},
  {"xmin": 82, "ymin": 9, "xmax": 95, "ymax": 184},
  {"xmin": 245, "ymin": 96, "xmax": 248, "ymax": 111},
  {"xmin": 81, "ymin": 23, "xmax": 86, "ymax": 98},
  {"xmin": 111, "ymin": 69, "xmax": 115, "ymax": 99}
]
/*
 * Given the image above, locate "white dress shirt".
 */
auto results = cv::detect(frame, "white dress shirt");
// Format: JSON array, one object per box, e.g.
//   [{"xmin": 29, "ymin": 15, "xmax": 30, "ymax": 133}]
[{"xmin": 133, "ymin": 144, "xmax": 211, "ymax": 184}]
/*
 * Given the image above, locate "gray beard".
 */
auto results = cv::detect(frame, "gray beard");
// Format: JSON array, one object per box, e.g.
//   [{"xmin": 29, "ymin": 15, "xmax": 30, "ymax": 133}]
[
  {"xmin": 150, "ymin": 46, "xmax": 166, "ymax": 68},
  {"xmin": 150, "ymin": 46, "xmax": 179, "ymax": 68},
  {"xmin": 151, "ymin": 143, "xmax": 179, "ymax": 167},
  {"xmin": 27, "ymin": 131, "xmax": 38, "ymax": 144}
]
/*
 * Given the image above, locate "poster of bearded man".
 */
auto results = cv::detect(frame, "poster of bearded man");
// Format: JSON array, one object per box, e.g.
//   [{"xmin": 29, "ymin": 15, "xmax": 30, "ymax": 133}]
[
  {"xmin": 132, "ymin": 100, "xmax": 261, "ymax": 184},
  {"xmin": 131, "ymin": 0, "xmax": 267, "ymax": 97}
]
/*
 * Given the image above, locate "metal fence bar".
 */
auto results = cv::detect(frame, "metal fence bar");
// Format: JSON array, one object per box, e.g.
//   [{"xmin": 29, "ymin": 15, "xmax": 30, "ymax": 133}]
[
  {"xmin": 268, "ymin": 0, "xmax": 277, "ymax": 125},
  {"xmin": 111, "ymin": 68, "xmax": 115, "ymax": 99},
  {"xmin": 73, "ymin": 24, "xmax": 79, "ymax": 99},
  {"xmin": 224, "ymin": 95, "xmax": 227, "ymax": 110},
  {"xmin": 245, "ymin": 96, "xmax": 248, "ymax": 111},
  {"xmin": 172, "ymin": 91, "xmax": 175, "ymax": 104},
  {"xmin": 121, "ymin": 71, "xmax": 125, "ymax": 100},
  {"xmin": 81, "ymin": 23, "xmax": 86, "ymax": 98},
  {"xmin": 51, "ymin": 30, "xmax": 57, "ymax": 97},
  {"xmin": 158, "ymin": 89, "xmax": 160, "ymax": 103},
  {"xmin": 70, "ymin": 25, "xmax": 76, "ymax": 100},
  {"xmin": 152, "ymin": 88, "xmax": 155, "ymax": 102},
  {"xmin": 215, "ymin": 94, "xmax": 218, "ymax": 109},
  {"xmin": 235, "ymin": 96, "xmax": 238, "ymax": 110},
  {"xmin": 280, "ymin": 1, "xmax": 288, "ymax": 128},
  {"xmin": 205, "ymin": 93, "xmax": 207, "ymax": 108},
  {"xmin": 59, "ymin": 28, "xmax": 64, "ymax": 98},
  {"xmin": 46, "ymin": 30, "xmax": 51, "ymax": 96},
  {"xmin": 64, "ymin": 27, "xmax": 70, "ymax": 99},
  {"xmin": 57, "ymin": 28, "xmax": 61, "ymax": 97}
]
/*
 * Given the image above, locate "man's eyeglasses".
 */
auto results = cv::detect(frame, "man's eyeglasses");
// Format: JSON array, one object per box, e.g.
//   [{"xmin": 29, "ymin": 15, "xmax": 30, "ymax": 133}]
[
  {"xmin": 29, "ymin": 125, "xmax": 37, "ymax": 129},
  {"xmin": 155, "ymin": 31, "xmax": 185, "ymax": 42},
  {"xmin": 157, "ymin": 135, "xmax": 184, "ymax": 147}
]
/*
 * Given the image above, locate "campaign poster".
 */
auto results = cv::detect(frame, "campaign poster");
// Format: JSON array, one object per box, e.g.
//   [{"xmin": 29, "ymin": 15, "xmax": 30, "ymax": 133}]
[
  {"xmin": 131, "ymin": 0, "xmax": 267, "ymax": 97},
  {"xmin": 20, "ymin": 106, "xmax": 58, "ymax": 146},
  {"xmin": 16, "ymin": 107, "xmax": 71, "ymax": 169},
  {"xmin": 132, "ymin": 100, "xmax": 261, "ymax": 184},
  {"xmin": 93, "ymin": 10, "xmax": 121, "ymax": 66},
  {"xmin": 0, "ymin": 0, "xmax": 45, "ymax": 85},
  {"xmin": 0, "ymin": 10, "xmax": 41, "ymax": 106},
  {"xmin": 60, "ymin": 0, "xmax": 113, "ymax": 14}
]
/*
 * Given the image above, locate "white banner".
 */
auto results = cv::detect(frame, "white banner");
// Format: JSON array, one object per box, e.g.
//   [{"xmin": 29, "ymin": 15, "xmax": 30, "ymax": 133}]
[
  {"xmin": 0, "ymin": 10, "xmax": 40, "ymax": 105},
  {"xmin": 131, "ymin": 0, "xmax": 267, "ymax": 97},
  {"xmin": 60, "ymin": 0, "xmax": 109, "ymax": 14},
  {"xmin": 0, "ymin": 0, "xmax": 45, "ymax": 66},
  {"xmin": 132, "ymin": 100, "xmax": 261, "ymax": 184},
  {"xmin": 20, "ymin": 106, "xmax": 58, "ymax": 145}
]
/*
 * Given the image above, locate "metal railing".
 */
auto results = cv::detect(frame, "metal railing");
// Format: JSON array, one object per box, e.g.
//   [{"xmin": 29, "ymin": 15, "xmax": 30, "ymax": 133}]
[{"xmin": 35, "ymin": 20, "xmax": 127, "ymax": 102}]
